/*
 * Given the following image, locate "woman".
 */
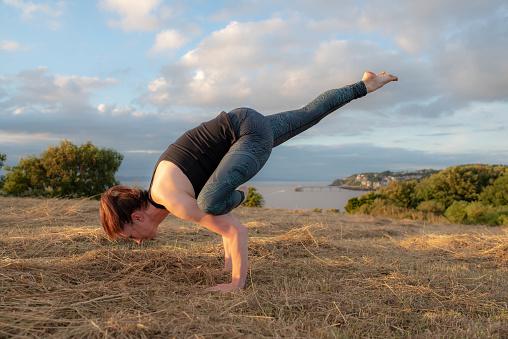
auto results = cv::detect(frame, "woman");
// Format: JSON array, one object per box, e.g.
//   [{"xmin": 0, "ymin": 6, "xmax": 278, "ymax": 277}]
[{"xmin": 100, "ymin": 70, "xmax": 398, "ymax": 292}]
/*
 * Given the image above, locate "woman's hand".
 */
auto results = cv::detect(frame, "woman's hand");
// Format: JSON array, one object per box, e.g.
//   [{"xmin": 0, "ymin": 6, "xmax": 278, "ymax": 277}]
[{"xmin": 205, "ymin": 283, "xmax": 243, "ymax": 293}]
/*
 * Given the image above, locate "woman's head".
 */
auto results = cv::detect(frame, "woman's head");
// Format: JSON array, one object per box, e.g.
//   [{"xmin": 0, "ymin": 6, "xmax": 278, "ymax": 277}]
[{"xmin": 99, "ymin": 185, "xmax": 149, "ymax": 240}]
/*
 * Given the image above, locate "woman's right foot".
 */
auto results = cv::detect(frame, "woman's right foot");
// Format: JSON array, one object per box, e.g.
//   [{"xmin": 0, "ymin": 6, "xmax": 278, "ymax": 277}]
[{"xmin": 362, "ymin": 71, "xmax": 398, "ymax": 93}]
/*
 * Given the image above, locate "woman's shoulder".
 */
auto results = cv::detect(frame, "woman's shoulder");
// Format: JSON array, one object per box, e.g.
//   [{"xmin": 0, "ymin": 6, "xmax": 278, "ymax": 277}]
[{"xmin": 151, "ymin": 160, "xmax": 196, "ymax": 199}]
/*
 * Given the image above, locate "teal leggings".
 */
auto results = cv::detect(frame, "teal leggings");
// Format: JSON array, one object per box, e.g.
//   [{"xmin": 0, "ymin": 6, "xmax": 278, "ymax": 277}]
[{"xmin": 196, "ymin": 80, "xmax": 368, "ymax": 215}]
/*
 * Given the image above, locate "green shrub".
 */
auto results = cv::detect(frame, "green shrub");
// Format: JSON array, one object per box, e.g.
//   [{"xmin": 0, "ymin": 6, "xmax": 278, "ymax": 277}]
[
  {"xmin": 464, "ymin": 201, "xmax": 499, "ymax": 225},
  {"xmin": 380, "ymin": 180, "xmax": 419, "ymax": 209},
  {"xmin": 499, "ymin": 215, "xmax": 508, "ymax": 226},
  {"xmin": 2, "ymin": 140, "xmax": 123, "ymax": 198},
  {"xmin": 416, "ymin": 199, "xmax": 446, "ymax": 214},
  {"xmin": 444, "ymin": 201, "xmax": 469, "ymax": 224},
  {"xmin": 414, "ymin": 164, "xmax": 507, "ymax": 208},
  {"xmin": 242, "ymin": 186, "xmax": 264, "ymax": 207},
  {"xmin": 479, "ymin": 173, "xmax": 508, "ymax": 207},
  {"xmin": 312, "ymin": 208, "xmax": 322, "ymax": 213},
  {"xmin": 345, "ymin": 192, "xmax": 382, "ymax": 213}
]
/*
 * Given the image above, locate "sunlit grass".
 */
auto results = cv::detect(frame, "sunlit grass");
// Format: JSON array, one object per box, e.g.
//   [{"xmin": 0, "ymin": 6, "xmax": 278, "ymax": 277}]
[{"xmin": 1, "ymin": 196, "xmax": 507, "ymax": 337}]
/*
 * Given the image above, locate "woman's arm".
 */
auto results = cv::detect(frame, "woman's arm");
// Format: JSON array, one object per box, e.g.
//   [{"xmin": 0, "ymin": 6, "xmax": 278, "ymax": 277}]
[
  {"xmin": 165, "ymin": 192, "xmax": 248, "ymax": 292},
  {"xmin": 199, "ymin": 213, "xmax": 248, "ymax": 291},
  {"xmin": 223, "ymin": 236, "xmax": 232, "ymax": 271}
]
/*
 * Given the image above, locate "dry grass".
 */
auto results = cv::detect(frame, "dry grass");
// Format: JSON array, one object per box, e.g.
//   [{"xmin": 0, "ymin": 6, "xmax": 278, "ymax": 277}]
[{"xmin": 1, "ymin": 196, "xmax": 507, "ymax": 338}]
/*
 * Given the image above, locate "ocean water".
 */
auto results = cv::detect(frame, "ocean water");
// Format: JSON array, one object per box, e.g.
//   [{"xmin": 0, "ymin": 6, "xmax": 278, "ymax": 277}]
[
  {"xmin": 245, "ymin": 180, "xmax": 367, "ymax": 211},
  {"xmin": 120, "ymin": 179, "xmax": 368, "ymax": 211}
]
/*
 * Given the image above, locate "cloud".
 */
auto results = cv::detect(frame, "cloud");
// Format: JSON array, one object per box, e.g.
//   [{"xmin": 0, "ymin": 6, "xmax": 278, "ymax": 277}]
[
  {"xmin": 98, "ymin": 0, "xmax": 170, "ymax": 32},
  {"xmin": 0, "ymin": 40, "xmax": 27, "ymax": 52},
  {"xmin": 0, "ymin": 67, "xmax": 210, "ymax": 163},
  {"xmin": 0, "ymin": 130, "xmax": 60, "ymax": 144},
  {"xmin": 433, "ymin": 13, "xmax": 508, "ymax": 102},
  {"xmin": 0, "ymin": 67, "xmax": 117, "ymax": 116},
  {"xmin": 149, "ymin": 29, "xmax": 187, "ymax": 54},
  {"xmin": 141, "ymin": 17, "xmax": 434, "ymax": 121},
  {"xmin": 3, "ymin": 0, "xmax": 64, "ymax": 28}
]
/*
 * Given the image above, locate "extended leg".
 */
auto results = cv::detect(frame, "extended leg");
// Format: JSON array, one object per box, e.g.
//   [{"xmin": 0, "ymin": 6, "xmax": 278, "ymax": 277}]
[{"xmin": 266, "ymin": 80, "xmax": 368, "ymax": 147}]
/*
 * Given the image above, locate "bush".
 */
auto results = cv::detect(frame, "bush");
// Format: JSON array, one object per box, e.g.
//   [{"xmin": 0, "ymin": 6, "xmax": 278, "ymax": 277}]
[
  {"xmin": 416, "ymin": 199, "xmax": 446, "ymax": 214},
  {"xmin": 464, "ymin": 201, "xmax": 498, "ymax": 225},
  {"xmin": 344, "ymin": 192, "xmax": 382, "ymax": 213},
  {"xmin": 380, "ymin": 180, "xmax": 419, "ymax": 209},
  {"xmin": 2, "ymin": 140, "xmax": 123, "ymax": 198},
  {"xmin": 479, "ymin": 173, "xmax": 508, "ymax": 207},
  {"xmin": 242, "ymin": 186, "xmax": 264, "ymax": 207},
  {"xmin": 499, "ymin": 215, "xmax": 508, "ymax": 226},
  {"xmin": 2, "ymin": 156, "xmax": 46, "ymax": 195},
  {"xmin": 444, "ymin": 201, "xmax": 469, "ymax": 224},
  {"xmin": 414, "ymin": 164, "xmax": 507, "ymax": 208}
]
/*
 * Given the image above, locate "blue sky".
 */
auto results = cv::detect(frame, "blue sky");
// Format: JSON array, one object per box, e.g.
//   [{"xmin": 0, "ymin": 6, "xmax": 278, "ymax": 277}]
[{"xmin": 1, "ymin": 0, "xmax": 507, "ymax": 183}]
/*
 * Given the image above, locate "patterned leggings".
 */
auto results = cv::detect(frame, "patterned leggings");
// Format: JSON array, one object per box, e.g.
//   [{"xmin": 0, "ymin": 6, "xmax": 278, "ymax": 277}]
[{"xmin": 196, "ymin": 80, "xmax": 368, "ymax": 215}]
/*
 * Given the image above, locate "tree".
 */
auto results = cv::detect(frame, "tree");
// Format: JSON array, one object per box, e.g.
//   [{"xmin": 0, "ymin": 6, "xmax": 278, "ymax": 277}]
[
  {"xmin": 2, "ymin": 156, "xmax": 46, "ymax": 195},
  {"xmin": 242, "ymin": 186, "xmax": 265, "ymax": 207},
  {"xmin": 2, "ymin": 140, "xmax": 123, "ymax": 197},
  {"xmin": 344, "ymin": 192, "xmax": 382, "ymax": 213},
  {"xmin": 414, "ymin": 164, "xmax": 506, "ymax": 208},
  {"xmin": 380, "ymin": 180, "xmax": 419, "ymax": 209},
  {"xmin": 444, "ymin": 201, "xmax": 469, "ymax": 224},
  {"xmin": 479, "ymin": 173, "xmax": 508, "ymax": 207}
]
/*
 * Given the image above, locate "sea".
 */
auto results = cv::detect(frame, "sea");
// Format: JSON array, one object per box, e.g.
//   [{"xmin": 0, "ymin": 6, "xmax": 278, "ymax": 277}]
[{"xmin": 120, "ymin": 179, "xmax": 368, "ymax": 211}]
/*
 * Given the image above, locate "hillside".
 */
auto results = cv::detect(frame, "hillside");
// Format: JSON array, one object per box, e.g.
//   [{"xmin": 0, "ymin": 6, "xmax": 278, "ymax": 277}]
[
  {"xmin": 331, "ymin": 169, "xmax": 439, "ymax": 190},
  {"xmin": 1, "ymin": 197, "xmax": 507, "ymax": 337}
]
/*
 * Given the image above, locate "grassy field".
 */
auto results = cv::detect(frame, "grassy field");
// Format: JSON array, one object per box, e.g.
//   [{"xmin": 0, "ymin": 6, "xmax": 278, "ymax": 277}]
[{"xmin": 1, "ymin": 196, "xmax": 507, "ymax": 338}]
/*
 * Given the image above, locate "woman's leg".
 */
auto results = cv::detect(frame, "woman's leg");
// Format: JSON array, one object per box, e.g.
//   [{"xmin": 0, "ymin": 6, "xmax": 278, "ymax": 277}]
[
  {"xmin": 196, "ymin": 108, "xmax": 273, "ymax": 215},
  {"xmin": 196, "ymin": 81, "xmax": 367, "ymax": 215},
  {"xmin": 267, "ymin": 80, "xmax": 368, "ymax": 147}
]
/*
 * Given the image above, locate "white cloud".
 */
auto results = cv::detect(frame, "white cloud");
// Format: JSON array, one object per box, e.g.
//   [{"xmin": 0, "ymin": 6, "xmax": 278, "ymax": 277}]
[
  {"xmin": 150, "ymin": 29, "xmax": 187, "ymax": 54},
  {"xmin": 433, "ymin": 13, "xmax": 508, "ymax": 102},
  {"xmin": 96, "ymin": 103, "xmax": 146, "ymax": 117},
  {"xmin": 0, "ymin": 40, "xmax": 26, "ymax": 52},
  {"xmin": 98, "ymin": 0, "xmax": 166, "ymax": 32},
  {"xmin": 1, "ymin": 67, "xmax": 118, "ymax": 116},
  {"xmin": 142, "ymin": 18, "xmax": 431, "ymax": 115},
  {"xmin": 0, "ymin": 130, "xmax": 60, "ymax": 144},
  {"xmin": 125, "ymin": 149, "xmax": 162, "ymax": 154},
  {"xmin": 3, "ymin": 0, "xmax": 64, "ymax": 28}
]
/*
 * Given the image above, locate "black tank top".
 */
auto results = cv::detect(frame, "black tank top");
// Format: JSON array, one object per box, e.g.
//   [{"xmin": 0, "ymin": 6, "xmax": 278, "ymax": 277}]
[{"xmin": 147, "ymin": 111, "xmax": 237, "ymax": 209}]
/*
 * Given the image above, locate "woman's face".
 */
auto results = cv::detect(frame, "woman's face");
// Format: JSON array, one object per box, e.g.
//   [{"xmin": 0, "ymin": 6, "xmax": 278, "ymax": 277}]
[{"xmin": 118, "ymin": 210, "xmax": 158, "ymax": 244}]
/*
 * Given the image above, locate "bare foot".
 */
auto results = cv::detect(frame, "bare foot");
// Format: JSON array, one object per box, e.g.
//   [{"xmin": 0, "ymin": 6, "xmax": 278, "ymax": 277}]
[{"xmin": 362, "ymin": 71, "xmax": 398, "ymax": 93}]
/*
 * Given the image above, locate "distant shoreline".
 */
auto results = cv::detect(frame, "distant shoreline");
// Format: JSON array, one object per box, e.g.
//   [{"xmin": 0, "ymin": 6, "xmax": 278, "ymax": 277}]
[{"xmin": 335, "ymin": 185, "xmax": 373, "ymax": 192}]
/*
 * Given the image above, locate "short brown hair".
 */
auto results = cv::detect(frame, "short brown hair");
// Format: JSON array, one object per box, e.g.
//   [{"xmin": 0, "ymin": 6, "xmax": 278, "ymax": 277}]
[{"xmin": 99, "ymin": 185, "xmax": 148, "ymax": 239}]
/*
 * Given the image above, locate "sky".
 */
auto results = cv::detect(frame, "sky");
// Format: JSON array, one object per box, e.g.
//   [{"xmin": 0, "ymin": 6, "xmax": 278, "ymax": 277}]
[{"xmin": 1, "ymin": 0, "xmax": 507, "ymax": 183}]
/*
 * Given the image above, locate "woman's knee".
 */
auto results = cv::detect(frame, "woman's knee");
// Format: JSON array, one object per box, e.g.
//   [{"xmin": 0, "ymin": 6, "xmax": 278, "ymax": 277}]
[{"xmin": 197, "ymin": 190, "xmax": 229, "ymax": 215}]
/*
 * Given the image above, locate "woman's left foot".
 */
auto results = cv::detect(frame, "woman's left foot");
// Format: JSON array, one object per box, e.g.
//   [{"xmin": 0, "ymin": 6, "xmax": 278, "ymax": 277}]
[{"xmin": 362, "ymin": 71, "xmax": 398, "ymax": 93}]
